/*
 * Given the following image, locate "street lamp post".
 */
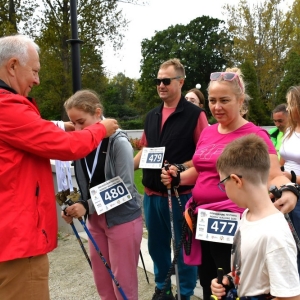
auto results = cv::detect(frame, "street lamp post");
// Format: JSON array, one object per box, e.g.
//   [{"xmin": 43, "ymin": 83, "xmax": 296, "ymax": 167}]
[{"xmin": 67, "ymin": 0, "xmax": 83, "ymax": 93}]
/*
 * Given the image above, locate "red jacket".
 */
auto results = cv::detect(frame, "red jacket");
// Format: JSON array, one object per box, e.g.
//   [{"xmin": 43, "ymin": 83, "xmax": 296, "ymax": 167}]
[{"xmin": 0, "ymin": 87, "xmax": 107, "ymax": 262}]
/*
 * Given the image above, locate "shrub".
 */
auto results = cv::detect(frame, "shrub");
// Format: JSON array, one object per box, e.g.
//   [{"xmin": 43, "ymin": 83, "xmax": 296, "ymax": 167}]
[
  {"xmin": 120, "ymin": 119, "xmax": 144, "ymax": 130},
  {"xmin": 130, "ymin": 138, "xmax": 143, "ymax": 150}
]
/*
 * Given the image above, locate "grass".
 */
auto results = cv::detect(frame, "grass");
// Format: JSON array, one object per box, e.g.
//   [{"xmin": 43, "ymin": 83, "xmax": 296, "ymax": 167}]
[{"xmin": 134, "ymin": 150, "xmax": 144, "ymax": 195}]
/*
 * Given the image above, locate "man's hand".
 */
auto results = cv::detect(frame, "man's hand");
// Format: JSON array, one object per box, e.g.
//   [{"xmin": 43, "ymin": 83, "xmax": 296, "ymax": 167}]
[
  {"xmin": 100, "ymin": 118, "xmax": 119, "ymax": 137},
  {"xmin": 65, "ymin": 203, "xmax": 86, "ymax": 219},
  {"xmin": 161, "ymin": 165, "xmax": 178, "ymax": 186},
  {"xmin": 273, "ymin": 190, "xmax": 297, "ymax": 213},
  {"xmin": 64, "ymin": 121, "xmax": 75, "ymax": 132}
]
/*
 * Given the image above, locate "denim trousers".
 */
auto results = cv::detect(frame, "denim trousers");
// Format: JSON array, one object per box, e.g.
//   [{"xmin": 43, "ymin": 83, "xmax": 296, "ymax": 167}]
[
  {"xmin": 289, "ymin": 198, "xmax": 300, "ymax": 275},
  {"xmin": 143, "ymin": 193, "xmax": 198, "ymax": 298}
]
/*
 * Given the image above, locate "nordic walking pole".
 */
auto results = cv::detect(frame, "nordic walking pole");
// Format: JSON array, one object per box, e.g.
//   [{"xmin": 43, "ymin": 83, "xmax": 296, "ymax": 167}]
[
  {"xmin": 70, "ymin": 221, "xmax": 92, "ymax": 269},
  {"xmin": 269, "ymin": 185, "xmax": 300, "ymax": 251},
  {"xmin": 57, "ymin": 197, "xmax": 92, "ymax": 269},
  {"xmin": 166, "ymin": 183, "xmax": 181, "ymax": 299},
  {"xmin": 164, "ymin": 162, "xmax": 181, "ymax": 300},
  {"xmin": 77, "ymin": 216, "xmax": 128, "ymax": 300},
  {"xmin": 140, "ymin": 250, "xmax": 149, "ymax": 284},
  {"xmin": 64, "ymin": 199, "xmax": 128, "ymax": 300}
]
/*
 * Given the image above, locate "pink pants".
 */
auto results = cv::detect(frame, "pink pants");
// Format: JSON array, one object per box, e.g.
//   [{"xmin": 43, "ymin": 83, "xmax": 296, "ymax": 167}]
[{"xmin": 87, "ymin": 213, "xmax": 143, "ymax": 300}]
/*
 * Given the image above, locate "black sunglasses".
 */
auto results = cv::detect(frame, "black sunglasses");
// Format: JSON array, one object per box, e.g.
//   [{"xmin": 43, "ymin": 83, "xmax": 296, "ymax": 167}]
[{"xmin": 154, "ymin": 76, "xmax": 182, "ymax": 86}]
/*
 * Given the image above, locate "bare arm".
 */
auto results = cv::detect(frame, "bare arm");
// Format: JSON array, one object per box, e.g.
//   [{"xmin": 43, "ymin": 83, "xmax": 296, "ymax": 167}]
[
  {"xmin": 276, "ymin": 296, "xmax": 300, "ymax": 300},
  {"xmin": 268, "ymin": 154, "xmax": 297, "ymax": 213},
  {"xmin": 183, "ymin": 160, "xmax": 194, "ymax": 169},
  {"xmin": 134, "ymin": 149, "xmax": 143, "ymax": 170}
]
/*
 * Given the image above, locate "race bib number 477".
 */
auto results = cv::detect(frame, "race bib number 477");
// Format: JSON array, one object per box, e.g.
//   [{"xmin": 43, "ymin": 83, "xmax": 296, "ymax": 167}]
[{"xmin": 195, "ymin": 209, "xmax": 240, "ymax": 244}]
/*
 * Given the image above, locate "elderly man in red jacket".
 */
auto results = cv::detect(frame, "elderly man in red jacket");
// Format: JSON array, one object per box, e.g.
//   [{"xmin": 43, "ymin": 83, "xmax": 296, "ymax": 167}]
[{"xmin": 0, "ymin": 34, "xmax": 118, "ymax": 300}]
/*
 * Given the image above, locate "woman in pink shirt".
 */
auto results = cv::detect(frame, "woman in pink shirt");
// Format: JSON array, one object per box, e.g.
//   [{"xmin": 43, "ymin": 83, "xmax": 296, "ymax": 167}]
[{"xmin": 161, "ymin": 67, "xmax": 298, "ymax": 300}]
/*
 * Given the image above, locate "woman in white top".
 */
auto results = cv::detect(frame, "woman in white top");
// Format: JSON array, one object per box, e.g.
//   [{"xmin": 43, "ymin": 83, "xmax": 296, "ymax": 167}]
[{"xmin": 279, "ymin": 85, "xmax": 300, "ymax": 274}]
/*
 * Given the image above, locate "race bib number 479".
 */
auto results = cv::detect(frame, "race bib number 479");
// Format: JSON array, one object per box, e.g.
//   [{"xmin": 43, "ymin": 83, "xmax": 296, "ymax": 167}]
[
  {"xmin": 139, "ymin": 147, "xmax": 165, "ymax": 169},
  {"xmin": 195, "ymin": 209, "xmax": 240, "ymax": 244},
  {"xmin": 90, "ymin": 176, "xmax": 132, "ymax": 215}
]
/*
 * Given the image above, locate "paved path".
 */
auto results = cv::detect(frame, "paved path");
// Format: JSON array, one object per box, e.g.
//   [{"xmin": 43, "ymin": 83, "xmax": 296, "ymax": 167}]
[
  {"xmin": 79, "ymin": 232, "xmax": 203, "ymax": 299},
  {"xmin": 48, "ymin": 231, "xmax": 202, "ymax": 299}
]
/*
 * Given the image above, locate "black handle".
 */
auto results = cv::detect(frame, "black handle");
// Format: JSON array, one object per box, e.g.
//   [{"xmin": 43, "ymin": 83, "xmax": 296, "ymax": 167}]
[
  {"xmin": 217, "ymin": 268, "xmax": 224, "ymax": 284},
  {"xmin": 269, "ymin": 185, "xmax": 282, "ymax": 199},
  {"xmin": 210, "ymin": 268, "xmax": 224, "ymax": 300}
]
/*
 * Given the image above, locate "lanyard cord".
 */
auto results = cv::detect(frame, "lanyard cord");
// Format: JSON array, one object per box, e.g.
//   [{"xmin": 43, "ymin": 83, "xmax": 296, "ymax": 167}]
[{"xmin": 84, "ymin": 142, "xmax": 102, "ymax": 184}]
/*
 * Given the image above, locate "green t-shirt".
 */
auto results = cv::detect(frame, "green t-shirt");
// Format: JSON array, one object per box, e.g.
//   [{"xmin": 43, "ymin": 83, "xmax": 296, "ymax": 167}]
[{"xmin": 268, "ymin": 127, "xmax": 283, "ymax": 159}]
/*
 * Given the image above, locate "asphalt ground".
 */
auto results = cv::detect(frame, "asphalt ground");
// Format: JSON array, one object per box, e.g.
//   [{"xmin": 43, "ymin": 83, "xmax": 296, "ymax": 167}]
[{"xmin": 48, "ymin": 232, "xmax": 202, "ymax": 300}]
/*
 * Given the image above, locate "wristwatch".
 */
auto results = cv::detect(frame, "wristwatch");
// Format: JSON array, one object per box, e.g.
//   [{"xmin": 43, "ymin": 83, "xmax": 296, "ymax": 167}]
[{"xmin": 173, "ymin": 163, "xmax": 188, "ymax": 173}]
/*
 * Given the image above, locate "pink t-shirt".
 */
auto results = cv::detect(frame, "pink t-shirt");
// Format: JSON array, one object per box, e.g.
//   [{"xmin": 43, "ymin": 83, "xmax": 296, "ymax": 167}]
[{"xmin": 191, "ymin": 122, "xmax": 277, "ymax": 207}]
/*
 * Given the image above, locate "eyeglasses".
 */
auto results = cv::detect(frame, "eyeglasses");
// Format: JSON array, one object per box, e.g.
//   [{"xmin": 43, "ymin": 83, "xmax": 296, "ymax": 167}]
[
  {"xmin": 154, "ymin": 76, "xmax": 182, "ymax": 86},
  {"xmin": 218, "ymin": 174, "xmax": 242, "ymax": 192},
  {"xmin": 210, "ymin": 72, "xmax": 244, "ymax": 93}
]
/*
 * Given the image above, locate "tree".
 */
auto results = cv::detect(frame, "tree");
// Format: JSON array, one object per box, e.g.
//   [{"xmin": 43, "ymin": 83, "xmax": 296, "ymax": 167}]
[
  {"xmin": 240, "ymin": 60, "xmax": 269, "ymax": 125},
  {"xmin": 29, "ymin": 0, "xmax": 131, "ymax": 120},
  {"xmin": 139, "ymin": 16, "xmax": 232, "ymax": 111},
  {"xmin": 0, "ymin": 0, "xmax": 38, "ymax": 36},
  {"xmin": 101, "ymin": 72, "xmax": 142, "ymax": 129},
  {"xmin": 0, "ymin": 0, "xmax": 144, "ymax": 120},
  {"xmin": 288, "ymin": 0, "xmax": 300, "ymax": 53},
  {"xmin": 276, "ymin": 52, "xmax": 300, "ymax": 104},
  {"xmin": 223, "ymin": 0, "xmax": 294, "ymax": 111}
]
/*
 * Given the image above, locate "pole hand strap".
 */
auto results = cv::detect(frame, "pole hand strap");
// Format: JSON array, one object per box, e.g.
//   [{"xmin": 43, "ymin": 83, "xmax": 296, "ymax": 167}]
[
  {"xmin": 163, "ymin": 161, "xmax": 180, "ymax": 188},
  {"xmin": 280, "ymin": 183, "xmax": 300, "ymax": 198}
]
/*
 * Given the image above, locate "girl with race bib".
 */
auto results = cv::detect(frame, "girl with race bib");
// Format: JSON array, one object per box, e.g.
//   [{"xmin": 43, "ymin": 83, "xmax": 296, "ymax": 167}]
[{"xmin": 62, "ymin": 89, "xmax": 143, "ymax": 300}]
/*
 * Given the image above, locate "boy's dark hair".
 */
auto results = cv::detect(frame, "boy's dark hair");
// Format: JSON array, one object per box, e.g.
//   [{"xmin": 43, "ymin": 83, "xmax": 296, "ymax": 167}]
[{"xmin": 217, "ymin": 134, "xmax": 270, "ymax": 185}]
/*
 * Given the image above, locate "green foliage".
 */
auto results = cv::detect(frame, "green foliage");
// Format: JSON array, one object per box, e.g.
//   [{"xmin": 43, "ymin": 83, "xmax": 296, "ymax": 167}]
[
  {"xmin": 241, "ymin": 60, "xmax": 270, "ymax": 125},
  {"xmin": 0, "ymin": 0, "xmax": 38, "ymax": 36},
  {"xmin": 223, "ymin": 0, "xmax": 294, "ymax": 111},
  {"xmin": 101, "ymin": 73, "xmax": 142, "ymax": 124},
  {"xmin": 120, "ymin": 119, "xmax": 144, "ymax": 130},
  {"xmin": 139, "ymin": 16, "xmax": 232, "ymax": 112},
  {"xmin": 27, "ymin": 0, "xmax": 141, "ymax": 120},
  {"xmin": 276, "ymin": 52, "xmax": 300, "ymax": 104},
  {"xmin": 134, "ymin": 150, "xmax": 144, "ymax": 195},
  {"xmin": 208, "ymin": 116, "xmax": 217, "ymax": 125},
  {"xmin": 4, "ymin": 0, "xmax": 300, "ymax": 127},
  {"xmin": 134, "ymin": 167, "xmax": 144, "ymax": 195}
]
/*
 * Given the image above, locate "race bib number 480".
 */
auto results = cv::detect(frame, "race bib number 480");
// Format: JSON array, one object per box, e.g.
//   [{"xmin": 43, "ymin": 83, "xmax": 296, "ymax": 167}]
[
  {"xmin": 89, "ymin": 176, "xmax": 132, "ymax": 215},
  {"xmin": 195, "ymin": 209, "xmax": 240, "ymax": 244}
]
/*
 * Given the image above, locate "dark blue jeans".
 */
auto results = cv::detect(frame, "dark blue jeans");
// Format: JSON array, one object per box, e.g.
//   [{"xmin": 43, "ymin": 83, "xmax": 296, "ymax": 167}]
[
  {"xmin": 289, "ymin": 199, "xmax": 300, "ymax": 275},
  {"xmin": 143, "ymin": 193, "xmax": 198, "ymax": 298}
]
